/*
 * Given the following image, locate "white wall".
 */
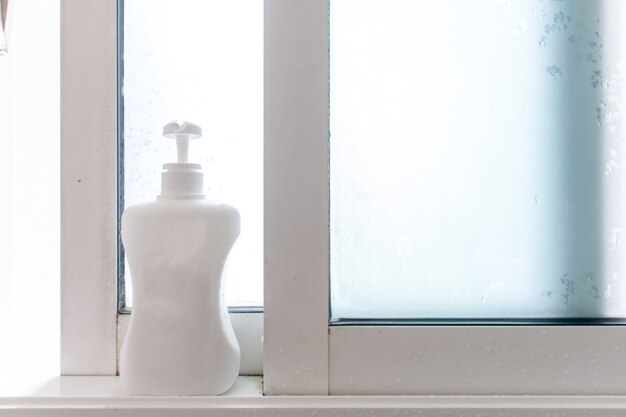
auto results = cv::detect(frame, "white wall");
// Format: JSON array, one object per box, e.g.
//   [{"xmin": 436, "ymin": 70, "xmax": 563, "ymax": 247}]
[{"xmin": 0, "ymin": 0, "xmax": 59, "ymax": 377}]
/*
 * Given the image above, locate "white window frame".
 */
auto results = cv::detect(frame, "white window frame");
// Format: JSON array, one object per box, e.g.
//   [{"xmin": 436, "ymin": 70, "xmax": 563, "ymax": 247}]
[
  {"xmin": 61, "ymin": 0, "xmax": 626, "ymax": 395},
  {"xmin": 61, "ymin": 0, "xmax": 118, "ymax": 375},
  {"xmin": 263, "ymin": 0, "xmax": 626, "ymax": 395},
  {"xmin": 61, "ymin": 0, "xmax": 262, "ymax": 377}
]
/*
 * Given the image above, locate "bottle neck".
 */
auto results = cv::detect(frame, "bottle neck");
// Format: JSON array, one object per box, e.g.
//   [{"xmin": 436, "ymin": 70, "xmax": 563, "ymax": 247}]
[{"xmin": 158, "ymin": 163, "xmax": 205, "ymax": 200}]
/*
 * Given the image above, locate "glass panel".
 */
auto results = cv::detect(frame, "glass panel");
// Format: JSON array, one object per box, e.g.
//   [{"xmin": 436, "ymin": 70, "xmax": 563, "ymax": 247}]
[
  {"xmin": 330, "ymin": 0, "xmax": 626, "ymax": 320},
  {"xmin": 121, "ymin": 0, "xmax": 263, "ymax": 309}
]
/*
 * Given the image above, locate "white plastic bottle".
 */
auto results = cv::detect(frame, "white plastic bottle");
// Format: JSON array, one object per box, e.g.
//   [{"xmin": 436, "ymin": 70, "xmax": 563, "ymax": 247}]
[{"xmin": 119, "ymin": 121, "xmax": 241, "ymax": 396}]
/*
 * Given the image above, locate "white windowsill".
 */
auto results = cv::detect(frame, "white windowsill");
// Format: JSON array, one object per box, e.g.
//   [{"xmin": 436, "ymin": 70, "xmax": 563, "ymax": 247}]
[{"xmin": 2, "ymin": 376, "xmax": 626, "ymax": 416}]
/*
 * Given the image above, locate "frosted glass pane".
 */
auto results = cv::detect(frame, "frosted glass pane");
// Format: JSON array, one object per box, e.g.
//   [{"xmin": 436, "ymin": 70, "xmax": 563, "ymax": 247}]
[
  {"xmin": 330, "ymin": 0, "xmax": 626, "ymax": 319},
  {"xmin": 122, "ymin": 0, "xmax": 262, "ymax": 308}
]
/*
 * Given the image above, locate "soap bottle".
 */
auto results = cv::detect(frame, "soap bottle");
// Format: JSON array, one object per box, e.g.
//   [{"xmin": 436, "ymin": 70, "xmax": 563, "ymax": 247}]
[{"xmin": 119, "ymin": 121, "xmax": 241, "ymax": 396}]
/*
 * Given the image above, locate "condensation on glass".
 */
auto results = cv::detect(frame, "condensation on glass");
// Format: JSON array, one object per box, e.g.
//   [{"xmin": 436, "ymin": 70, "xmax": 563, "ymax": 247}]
[
  {"xmin": 122, "ymin": 0, "xmax": 263, "ymax": 308},
  {"xmin": 330, "ymin": 0, "xmax": 626, "ymax": 319}
]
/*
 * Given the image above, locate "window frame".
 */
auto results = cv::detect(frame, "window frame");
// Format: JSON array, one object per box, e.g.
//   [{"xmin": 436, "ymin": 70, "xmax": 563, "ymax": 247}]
[
  {"xmin": 61, "ymin": 0, "xmax": 118, "ymax": 375},
  {"xmin": 61, "ymin": 0, "xmax": 626, "ymax": 394},
  {"xmin": 263, "ymin": 0, "xmax": 626, "ymax": 395}
]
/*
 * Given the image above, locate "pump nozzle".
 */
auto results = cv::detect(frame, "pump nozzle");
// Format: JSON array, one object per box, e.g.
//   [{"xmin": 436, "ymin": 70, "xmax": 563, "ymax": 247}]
[
  {"xmin": 163, "ymin": 121, "xmax": 202, "ymax": 163},
  {"xmin": 158, "ymin": 120, "xmax": 204, "ymax": 199}
]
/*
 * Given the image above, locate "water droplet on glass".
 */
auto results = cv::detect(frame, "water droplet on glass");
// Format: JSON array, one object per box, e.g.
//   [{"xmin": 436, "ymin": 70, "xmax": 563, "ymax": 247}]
[
  {"xmin": 591, "ymin": 70, "xmax": 603, "ymax": 88},
  {"xmin": 560, "ymin": 275, "xmax": 575, "ymax": 304},
  {"xmin": 605, "ymin": 159, "xmax": 618, "ymax": 176},
  {"xmin": 591, "ymin": 285, "xmax": 600, "ymax": 299},
  {"xmin": 546, "ymin": 65, "xmax": 563, "ymax": 79}
]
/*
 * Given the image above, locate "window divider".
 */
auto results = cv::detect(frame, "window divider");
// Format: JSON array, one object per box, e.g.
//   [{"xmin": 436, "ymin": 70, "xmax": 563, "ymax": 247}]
[{"xmin": 263, "ymin": 0, "xmax": 331, "ymax": 395}]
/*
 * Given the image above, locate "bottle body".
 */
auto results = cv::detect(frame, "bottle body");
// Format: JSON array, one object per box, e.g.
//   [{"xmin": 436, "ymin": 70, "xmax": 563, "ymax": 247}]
[{"xmin": 119, "ymin": 198, "xmax": 240, "ymax": 395}]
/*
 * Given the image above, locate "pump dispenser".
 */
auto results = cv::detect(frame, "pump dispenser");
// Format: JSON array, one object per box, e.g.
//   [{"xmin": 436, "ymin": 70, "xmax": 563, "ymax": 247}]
[
  {"xmin": 160, "ymin": 121, "xmax": 204, "ymax": 198},
  {"xmin": 120, "ymin": 121, "xmax": 241, "ymax": 396}
]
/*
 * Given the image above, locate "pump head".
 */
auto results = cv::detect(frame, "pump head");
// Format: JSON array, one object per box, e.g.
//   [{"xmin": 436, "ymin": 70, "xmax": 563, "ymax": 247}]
[
  {"xmin": 159, "ymin": 121, "xmax": 204, "ymax": 199},
  {"xmin": 163, "ymin": 120, "xmax": 202, "ymax": 163}
]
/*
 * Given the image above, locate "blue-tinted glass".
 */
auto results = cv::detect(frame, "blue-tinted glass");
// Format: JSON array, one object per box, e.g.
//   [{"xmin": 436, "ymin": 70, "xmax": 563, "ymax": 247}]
[{"xmin": 330, "ymin": 0, "xmax": 626, "ymax": 319}]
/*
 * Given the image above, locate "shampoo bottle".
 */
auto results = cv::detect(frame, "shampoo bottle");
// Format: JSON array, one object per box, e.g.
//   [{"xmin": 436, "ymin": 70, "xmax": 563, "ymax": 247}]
[{"xmin": 120, "ymin": 121, "xmax": 241, "ymax": 395}]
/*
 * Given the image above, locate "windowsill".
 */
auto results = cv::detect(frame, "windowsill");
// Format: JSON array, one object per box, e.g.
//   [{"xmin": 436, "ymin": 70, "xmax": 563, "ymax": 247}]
[
  {"xmin": 2, "ymin": 376, "xmax": 626, "ymax": 416},
  {"xmin": 0, "ymin": 376, "xmax": 263, "ymax": 408}
]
